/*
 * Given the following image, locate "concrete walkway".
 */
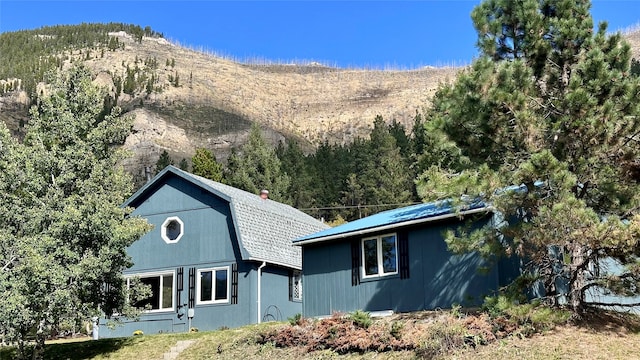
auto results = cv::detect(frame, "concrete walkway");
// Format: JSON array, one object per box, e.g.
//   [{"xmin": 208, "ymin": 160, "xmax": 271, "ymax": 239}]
[{"xmin": 162, "ymin": 339, "xmax": 196, "ymax": 360}]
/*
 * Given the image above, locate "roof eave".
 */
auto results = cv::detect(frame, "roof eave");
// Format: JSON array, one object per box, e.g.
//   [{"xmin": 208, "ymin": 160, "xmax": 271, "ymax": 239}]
[
  {"xmin": 247, "ymin": 257, "xmax": 301, "ymax": 270},
  {"xmin": 293, "ymin": 206, "xmax": 492, "ymax": 246}
]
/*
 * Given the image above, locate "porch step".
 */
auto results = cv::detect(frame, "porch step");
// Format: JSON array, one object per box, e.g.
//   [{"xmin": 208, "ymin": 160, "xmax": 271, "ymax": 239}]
[{"xmin": 162, "ymin": 339, "xmax": 196, "ymax": 360}]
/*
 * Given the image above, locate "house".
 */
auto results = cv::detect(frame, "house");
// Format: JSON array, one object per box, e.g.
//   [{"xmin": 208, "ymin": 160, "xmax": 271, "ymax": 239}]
[
  {"xmin": 293, "ymin": 200, "xmax": 521, "ymax": 317},
  {"xmin": 101, "ymin": 166, "xmax": 329, "ymax": 337}
]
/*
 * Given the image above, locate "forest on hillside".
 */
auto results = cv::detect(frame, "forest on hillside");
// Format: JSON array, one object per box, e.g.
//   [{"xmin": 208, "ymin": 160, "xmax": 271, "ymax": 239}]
[
  {"xmin": 0, "ymin": 23, "xmax": 163, "ymax": 97},
  {"xmin": 155, "ymin": 113, "xmax": 426, "ymax": 223}
]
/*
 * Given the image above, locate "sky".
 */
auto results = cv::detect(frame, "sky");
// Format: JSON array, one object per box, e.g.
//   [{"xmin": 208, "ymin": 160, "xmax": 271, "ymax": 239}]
[{"xmin": 1, "ymin": 1, "xmax": 640, "ymax": 69}]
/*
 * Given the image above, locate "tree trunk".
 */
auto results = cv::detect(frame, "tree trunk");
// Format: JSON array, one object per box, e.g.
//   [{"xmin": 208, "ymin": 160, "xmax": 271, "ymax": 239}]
[
  {"xmin": 31, "ymin": 320, "xmax": 46, "ymax": 360},
  {"xmin": 569, "ymin": 244, "xmax": 587, "ymax": 313}
]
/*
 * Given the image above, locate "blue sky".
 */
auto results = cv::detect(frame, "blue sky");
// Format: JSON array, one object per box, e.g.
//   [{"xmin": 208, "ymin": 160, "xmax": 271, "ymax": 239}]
[{"xmin": 1, "ymin": 1, "xmax": 639, "ymax": 69}]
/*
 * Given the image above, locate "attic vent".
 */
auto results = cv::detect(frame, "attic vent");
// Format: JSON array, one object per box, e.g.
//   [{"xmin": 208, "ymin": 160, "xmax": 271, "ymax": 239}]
[{"xmin": 162, "ymin": 216, "xmax": 184, "ymax": 244}]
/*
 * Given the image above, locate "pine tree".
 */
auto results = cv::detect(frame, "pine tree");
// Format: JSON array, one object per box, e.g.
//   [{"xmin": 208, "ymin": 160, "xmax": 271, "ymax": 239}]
[
  {"xmin": 191, "ymin": 148, "xmax": 223, "ymax": 182},
  {"xmin": 360, "ymin": 116, "xmax": 414, "ymax": 214},
  {"xmin": 155, "ymin": 150, "xmax": 174, "ymax": 173},
  {"xmin": 225, "ymin": 124, "xmax": 291, "ymax": 203},
  {"xmin": 178, "ymin": 158, "xmax": 189, "ymax": 171},
  {"xmin": 0, "ymin": 65, "xmax": 151, "ymax": 359},
  {"xmin": 276, "ymin": 140, "xmax": 314, "ymax": 211},
  {"xmin": 417, "ymin": 0, "xmax": 640, "ymax": 312}
]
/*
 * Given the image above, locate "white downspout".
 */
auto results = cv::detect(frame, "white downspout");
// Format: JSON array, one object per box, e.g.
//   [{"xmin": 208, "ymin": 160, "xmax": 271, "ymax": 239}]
[{"xmin": 257, "ymin": 261, "xmax": 267, "ymax": 323}]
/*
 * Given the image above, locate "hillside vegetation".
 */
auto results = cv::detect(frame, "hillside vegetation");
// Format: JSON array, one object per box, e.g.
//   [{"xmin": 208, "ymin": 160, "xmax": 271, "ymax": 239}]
[
  {"xmin": 3, "ymin": 308, "xmax": 640, "ymax": 360},
  {"xmin": 2, "ymin": 23, "xmax": 640, "ymax": 177},
  {"xmin": 0, "ymin": 23, "xmax": 458, "ymax": 177}
]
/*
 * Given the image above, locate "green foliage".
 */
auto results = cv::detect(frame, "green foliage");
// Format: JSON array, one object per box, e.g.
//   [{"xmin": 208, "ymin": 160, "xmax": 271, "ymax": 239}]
[
  {"xmin": 0, "ymin": 65, "xmax": 151, "ymax": 359},
  {"xmin": 348, "ymin": 310, "xmax": 372, "ymax": 329},
  {"xmin": 276, "ymin": 140, "xmax": 313, "ymax": 209},
  {"xmin": 631, "ymin": 58, "xmax": 640, "ymax": 77},
  {"xmin": 482, "ymin": 295, "xmax": 571, "ymax": 336},
  {"xmin": 0, "ymin": 23, "xmax": 163, "ymax": 97},
  {"xmin": 191, "ymin": 148, "xmax": 223, "ymax": 182},
  {"xmin": 225, "ymin": 124, "xmax": 291, "ymax": 203},
  {"xmin": 416, "ymin": 0, "xmax": 640, "ymax": 312},
  {"xmin": 287, "ymin": 313, "xmax": 303, "ymax": 326},
  {"xmin": 178, "ymin": 158, "xmax": 189, "ymax": 171},
  {"xmin": 155, "ymin": 150, "xmax": 174, "ymax": 173},
  {"xmin": 389, "ymin": 321, "xmax": 403, "ymax": 340},
  {"xmin": 274, "ymin": 114, "xmax": 420, "ymax": 222}
]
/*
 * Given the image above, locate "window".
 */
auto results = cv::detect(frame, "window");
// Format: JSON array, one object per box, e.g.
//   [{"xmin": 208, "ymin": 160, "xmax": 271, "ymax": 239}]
[
  {"xmin": 197, "ymin": 267, "xmax": 230, "ymax": 304},
  {"xmin": 290, "ymin": 270, "xmax": 302, "ymax": 301},
  {"xmin": 361, "ymin": 233, "xmax": 398, "ymax": 278},
  {"xmin": 128, "ymin": 271, "xmax": 174, "ymax": 312},
  {"xmin": 161, "ymin": 216, "xmax": 184, "ymax": 244}
]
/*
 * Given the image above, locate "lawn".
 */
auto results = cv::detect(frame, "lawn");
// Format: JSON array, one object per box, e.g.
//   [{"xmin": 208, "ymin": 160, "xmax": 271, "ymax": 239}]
[{"xmin": 3, "ymin": 309, "xmax": 639, "ymax": 360}]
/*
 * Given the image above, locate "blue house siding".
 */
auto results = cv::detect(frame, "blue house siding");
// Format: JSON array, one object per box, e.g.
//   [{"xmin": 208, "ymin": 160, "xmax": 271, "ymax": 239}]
[
  {"xmin": 101, "ymin": 167, "xmax": 326, "ymax": 338},
  {"xmin": 301, "ymin": 216, "xmax": 507, "ymax": 317},
  {"xmin": 261, "ymin": 266, "xmax": 303, "ymax": 322},
  {"xmin": 104, "ymin": 255, "xmax": 303, "ymax": 336},
  {"xmin": 125, "ymin": 178, "xmax": 240, "ymax": 271}
]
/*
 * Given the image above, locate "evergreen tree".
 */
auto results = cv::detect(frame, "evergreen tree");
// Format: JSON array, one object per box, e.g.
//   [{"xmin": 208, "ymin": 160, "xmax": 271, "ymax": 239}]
[
  {"xmin": 178, "ymin": 158, "xmax": 189, "ymax": 171},
  {"xmin": 155, "ymin": 150, "xmax": 174, "ymax": 173},
  {"xmin": 225, "ymin": 124, "xmax": 291, "ymax": 203},
  {"xmin": 0, "ymin": 65, "xmax": 151, "ymax": 359},
  {"xmin": 631, "ymin": 58, "xmax": 640, "ymax": 76},
  {"xmin": 388, "ymin": 118, "xmax": 411, "ymax": 158},
  {"xmin": 341, "ymin": 173, "xmax": 366, "ymax": 219},
  {"xmin": 276, "ymin": 140, "xmax": 314, "ymax": 211},
  {"xmin": 191, "ymin": 148, "xmax": 223, "ymax": 182},
  {"xmin": 417, "ymin": 0, "xmax": 640, "ymax": 312},
  {"xmin": 306, "ymin": 140, "xmax": 356, "ymax": 221},
  {"xmin": 123, "ymin": 65, "xmax": 136, "ymax": 95},
  {"xmin": 360, "ymin": 115, "xmax": 414, "ymax": 215}
]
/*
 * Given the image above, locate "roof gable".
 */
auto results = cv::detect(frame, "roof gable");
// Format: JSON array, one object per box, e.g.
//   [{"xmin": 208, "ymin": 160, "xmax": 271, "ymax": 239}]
[{"xmin": 124, "ymin": 166, "xmax": 329, "ymax": 268}]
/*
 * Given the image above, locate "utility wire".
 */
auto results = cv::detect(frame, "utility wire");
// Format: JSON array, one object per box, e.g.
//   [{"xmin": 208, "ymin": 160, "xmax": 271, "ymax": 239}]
[{"xmin": 299, "ymin": 202, "xmax": 422, "ymax": 211}]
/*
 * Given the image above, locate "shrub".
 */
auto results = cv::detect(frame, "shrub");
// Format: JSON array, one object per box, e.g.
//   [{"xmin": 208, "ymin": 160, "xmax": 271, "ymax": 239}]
[
  {"xmin": 349, "ymin": 310, "xmax": 372, "ymax": 329},
  {"xmin": 390, "ymin": 321, "xmax": 403, "ymax": 340},
  {"xmin": 415, "ymin": 318, "xmax": 466, "ymax": 358},
  {"xmin": 482, "ymin": 295, "xmax": 571, "ymax": 336},
  {"xmin": 288, "ymin": 313, "xmax": 303, "ymax": 326}
]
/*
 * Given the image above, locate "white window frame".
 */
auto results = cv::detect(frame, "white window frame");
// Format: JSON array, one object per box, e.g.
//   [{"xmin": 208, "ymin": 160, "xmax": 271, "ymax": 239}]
[
  {"xmin": 126, "ymin": 270, "xmax": 175, "ymax": 313},
  {"xmin": 291, "ymin": 270, "xmax": 302, "ymax": 301},
  {"xmin": 361, "ymin": 233, "xmax": 398, "ymax": 279},
  {"xmin": 197, "ymin": 266, "xmax": 231, "ymax": 305},
  {"xmin": 161, "ymin": 216, "xmax": 184, "ymax": 244}
]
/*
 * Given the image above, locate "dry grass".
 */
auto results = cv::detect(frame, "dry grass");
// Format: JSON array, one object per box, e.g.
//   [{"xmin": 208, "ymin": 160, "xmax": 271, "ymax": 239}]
[
  {"xmin": 78, "ymin": 32, "xmax": 463, "ymax": 165},
  {"xmin": 5, "ymin": 28, "xmax": 640, "ymax": 172},
  {"xmin": 451, "ymin": 325, "xmax": 640, "ymax": 360},
  {"xmin": 3, "ymin": 309, "xmax": 639, "ymax": 360}
]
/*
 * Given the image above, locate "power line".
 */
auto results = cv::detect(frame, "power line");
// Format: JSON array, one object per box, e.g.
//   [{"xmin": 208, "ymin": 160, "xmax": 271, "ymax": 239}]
[{"xmin": 299, "ymin": 202, "xmax": 422, "ymax": 211}]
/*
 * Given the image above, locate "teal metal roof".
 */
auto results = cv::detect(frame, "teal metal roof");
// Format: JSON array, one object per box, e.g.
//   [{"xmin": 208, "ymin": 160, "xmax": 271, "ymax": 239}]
[
  {"xmin": 124, "ymin": 166, "xmax": 329, "ymax": 269},
  {"xmin": 293, "ymin": 199, "xmax": 489, "ymax": 245}
]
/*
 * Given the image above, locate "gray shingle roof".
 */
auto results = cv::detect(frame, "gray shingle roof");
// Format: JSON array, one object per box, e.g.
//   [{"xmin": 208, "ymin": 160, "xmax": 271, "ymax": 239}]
[{"xmin": 126, "ymin": 166, "xmax": 329, "ymax": 269}]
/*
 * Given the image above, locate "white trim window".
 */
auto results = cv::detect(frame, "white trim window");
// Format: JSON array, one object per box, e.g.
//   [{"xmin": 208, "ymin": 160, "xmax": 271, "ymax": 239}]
[
  {"xmin": 161, "ymin": 216, "xmax": 184, "ymax": 244},
  {"xmin": 127, "ymin": 271, "xmax": 175, "ymax": 312},
  {"xmin": 361, "ymin": 233, "xmax": 398, "ymax": 278},
  {"xmin": 197, "ymin": 267, "xmax": 230, "ymax": 304}
]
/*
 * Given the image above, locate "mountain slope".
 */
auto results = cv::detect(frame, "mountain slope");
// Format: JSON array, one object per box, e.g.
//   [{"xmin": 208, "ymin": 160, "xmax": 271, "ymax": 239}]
[
  {"xmin": 1, "ymin": 27, "xmax": 460, "ymax": 176},
  {"xmin": 2, "ymin": 24, "xmax": 640, "ymax": 180}
]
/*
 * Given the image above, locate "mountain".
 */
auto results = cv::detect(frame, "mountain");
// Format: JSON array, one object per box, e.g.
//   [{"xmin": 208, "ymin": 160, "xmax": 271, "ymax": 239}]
[{"xmin": 2, "ymin": 23, "xmax": 640, "ymax": 182}]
